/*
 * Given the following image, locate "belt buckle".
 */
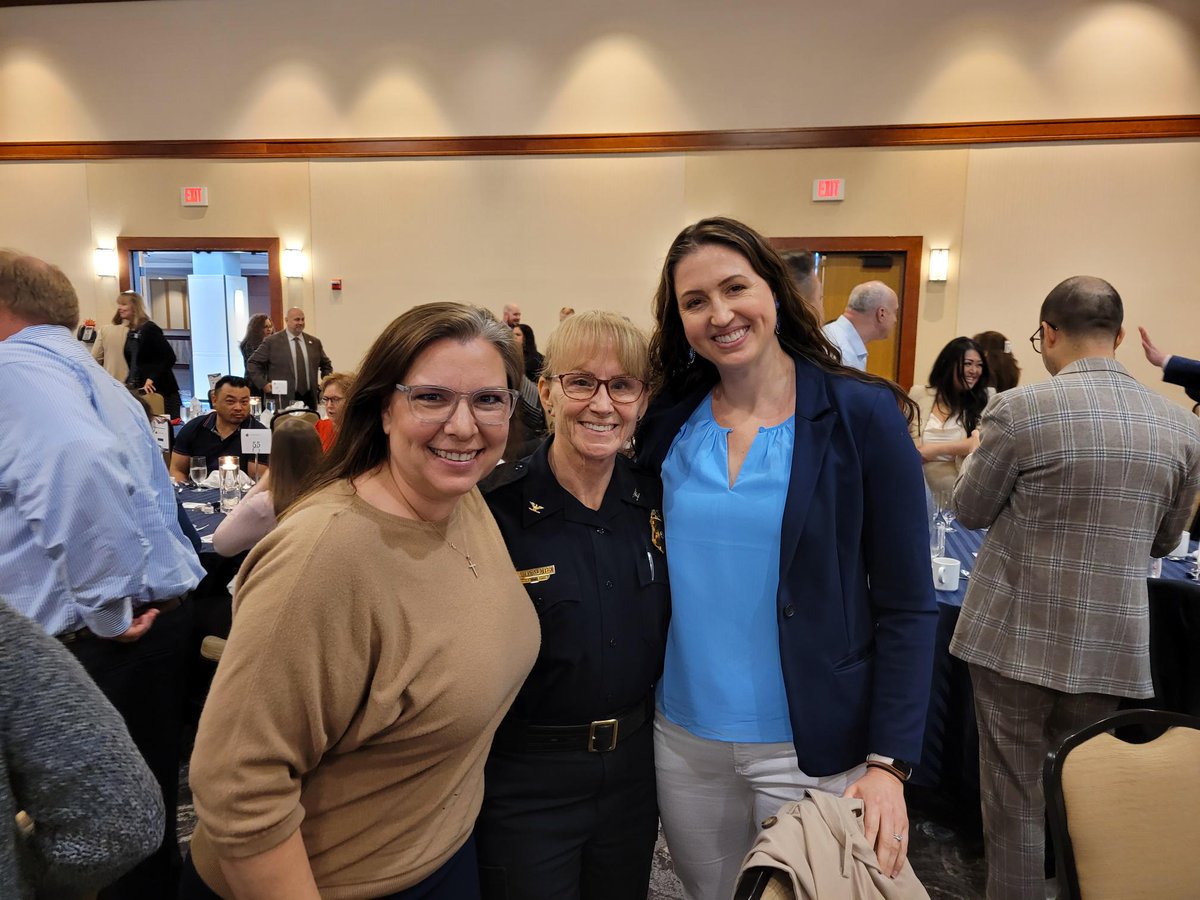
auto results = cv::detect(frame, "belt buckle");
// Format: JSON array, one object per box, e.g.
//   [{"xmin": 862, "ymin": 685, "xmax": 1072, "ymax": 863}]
[{"xmin": 587, "ymin": 718, "xmax": 619, "ymax": 753}]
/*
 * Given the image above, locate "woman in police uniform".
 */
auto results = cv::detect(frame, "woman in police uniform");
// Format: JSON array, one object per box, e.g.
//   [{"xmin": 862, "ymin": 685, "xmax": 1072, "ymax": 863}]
[{"xmin": 478, "ymin": 311, "xmax": 669, "ymax": 900}]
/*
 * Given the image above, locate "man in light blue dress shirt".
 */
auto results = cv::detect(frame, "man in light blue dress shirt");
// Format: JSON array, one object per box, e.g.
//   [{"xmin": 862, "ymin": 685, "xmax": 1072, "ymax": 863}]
[
  {"xmin": 821, "ymin": 280, "xmax": 898, "ymax": 371},
  {"xmin": 0, "ymin": 250, "xmax": 204, "ymax": 900}
]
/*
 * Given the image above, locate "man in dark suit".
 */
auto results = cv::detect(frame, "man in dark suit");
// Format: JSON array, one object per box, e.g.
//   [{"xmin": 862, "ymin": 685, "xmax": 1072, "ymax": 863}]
[
  {"xmin": 246, "ymin": 307, "xmax": 332, "ymax": 408},
  {"xmin": 1139, "ymin": 326, "xmax": 1200, "ymax": 403},
  {"xmin": 953, "ymin": 278, "xmax": 1200, "ymax": 899}
]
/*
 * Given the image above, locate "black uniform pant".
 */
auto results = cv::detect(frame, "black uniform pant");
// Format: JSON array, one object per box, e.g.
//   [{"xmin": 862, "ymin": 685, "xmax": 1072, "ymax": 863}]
[
  {"xmin": 68, "ymin": 601, "xmax": 193, "ymax": 900},
  {"xmin": 475, "ymin": 720, "xmax": 658, "ymax": 900}
]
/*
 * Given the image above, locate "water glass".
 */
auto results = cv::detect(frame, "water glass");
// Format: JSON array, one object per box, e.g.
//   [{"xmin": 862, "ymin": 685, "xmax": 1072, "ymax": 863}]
[
  {"xmin": 930, "ymin": 519, "xmax": 946, "ymax": 559},
  {"xmin": 189, "ymin": 456, "xmax": 208, "ymax": 487}
]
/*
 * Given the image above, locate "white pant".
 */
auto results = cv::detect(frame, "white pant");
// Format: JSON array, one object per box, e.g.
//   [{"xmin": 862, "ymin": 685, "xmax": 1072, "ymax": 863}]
[{"xmin": 654, "ymin": 713, "xmax": 866, "ymax": 900}]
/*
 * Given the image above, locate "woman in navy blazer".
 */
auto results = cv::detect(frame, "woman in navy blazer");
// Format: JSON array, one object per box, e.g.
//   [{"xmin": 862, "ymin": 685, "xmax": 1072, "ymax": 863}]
[{"xmin": 638, "ymin": 218, "xmax": 936, "ymax": 899}]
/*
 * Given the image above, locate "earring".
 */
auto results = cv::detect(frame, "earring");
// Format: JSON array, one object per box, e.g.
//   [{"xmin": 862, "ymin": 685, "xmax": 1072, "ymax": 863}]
[{"xmin": 687, "ymin": 347, "xmax": 696, "ymax": 366}]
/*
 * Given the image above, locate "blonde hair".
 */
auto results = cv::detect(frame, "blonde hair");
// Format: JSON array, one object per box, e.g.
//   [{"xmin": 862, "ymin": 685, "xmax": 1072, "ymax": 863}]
[
  {"xmin": 541, "ymin": 310, "xmax": 649, "ymax": 382},
  {"xmin": 114, "ymin": 290, "xmax": 150, "ymax": 328},
  {"xmin": 540, "ymin": 311, "xmax": 649, "ymax": 434}
]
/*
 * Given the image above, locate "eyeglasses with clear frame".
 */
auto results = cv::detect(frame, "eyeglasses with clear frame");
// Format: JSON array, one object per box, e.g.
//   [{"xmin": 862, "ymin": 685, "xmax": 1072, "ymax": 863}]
[
  {"xmin": 394, "ymin": 384, "xmax": 519, "ymax": 426},
  {"xmin": 1029, "ymin": 322, "xmax": 1059, "ymax": 355},
  {"xmin": 552, "ymin": 372, "xmax": 646, "ymax": 405}
]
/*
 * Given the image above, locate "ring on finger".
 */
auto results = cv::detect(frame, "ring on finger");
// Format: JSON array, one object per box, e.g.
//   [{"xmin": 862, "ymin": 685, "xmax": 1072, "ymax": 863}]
[{"xmin": 892, "ymin": 832, "xmax": 904, "ymax": 841}]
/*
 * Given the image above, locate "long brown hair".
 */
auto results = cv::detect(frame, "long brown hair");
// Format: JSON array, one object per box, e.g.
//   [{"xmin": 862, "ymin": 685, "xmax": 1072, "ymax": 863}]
[
  {"xmin": 300, "ymin": 302, "xmax": 522, "ymax": 503},
  {"xmin": 268, "ymin": 417, "xmax": 324, "ymax": 516},
  {"xmin": 648, "ymin": 217, "xmax": 916, "ymax": 421},
  {"xmin": 240, "ymin": 313, "xmax": 274, "ymax": 355}
]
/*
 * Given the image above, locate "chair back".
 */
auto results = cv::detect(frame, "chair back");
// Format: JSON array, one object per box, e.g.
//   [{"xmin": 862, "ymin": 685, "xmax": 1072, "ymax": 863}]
[
  {"xmin": 142, "ymin": 390, "xmax": 166, "ymax": 416},
  {"xmin": 1045, "ymin": 708, "xmax": 1200, "ymax": 899},
  {"xmin": 735, "ymin": 867, "xmax": 793, "ymax": 900}
]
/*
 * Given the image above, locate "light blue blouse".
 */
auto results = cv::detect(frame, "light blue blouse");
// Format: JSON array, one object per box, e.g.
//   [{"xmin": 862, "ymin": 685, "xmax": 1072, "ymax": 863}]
[{"xmin": 659, "ymin": 394, "xmax": 795, "ymax": 743}]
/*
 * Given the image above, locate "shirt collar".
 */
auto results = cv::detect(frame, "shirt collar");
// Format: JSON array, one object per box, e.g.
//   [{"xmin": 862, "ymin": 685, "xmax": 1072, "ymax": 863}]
[
  {"xmin": 520, "ymin": 437, "xmax": 639, "ymax": 527},
  {"xmin": 837, "ymin": 315, "xmax": 869, "ymax": 363}
]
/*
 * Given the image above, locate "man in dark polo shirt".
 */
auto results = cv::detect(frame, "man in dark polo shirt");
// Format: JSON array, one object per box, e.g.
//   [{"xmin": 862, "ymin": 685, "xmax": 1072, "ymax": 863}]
[{"xmin": 169, "ymin": 375, "xmax": 269, "ymax": 482}]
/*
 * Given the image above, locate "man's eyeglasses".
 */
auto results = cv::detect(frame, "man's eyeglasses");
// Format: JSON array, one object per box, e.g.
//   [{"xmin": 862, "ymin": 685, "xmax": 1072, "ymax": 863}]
[
  {"xmin": 394, "ymin": 384, "xmax": 519, "ymax": 426},
  {"xmin": 552, "ymin": 373, "xmax": 646, "ymax": 404},
  {"xmin": 1029, "ymin": 322, "xmax": 1059, "ymax": 355}
]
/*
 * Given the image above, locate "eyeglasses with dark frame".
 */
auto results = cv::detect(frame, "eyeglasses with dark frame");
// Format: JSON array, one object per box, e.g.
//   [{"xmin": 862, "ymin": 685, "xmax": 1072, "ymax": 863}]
[
  {"xmin": 552, "ymin": 372, "xmax": 646, "ymax": 404},
  {"xmin": 394, "ymin": 384, "xmax": 520, "ymax": 426},
  {"xmin": 1029, "ymin": 322, "xmax": 1059, "ymax": 355}
]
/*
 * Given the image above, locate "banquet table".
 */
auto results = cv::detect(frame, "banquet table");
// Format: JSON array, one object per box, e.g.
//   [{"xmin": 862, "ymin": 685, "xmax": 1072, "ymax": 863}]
[
  {"xmin": 912, "ymin": 525, "xmax": 1199, "ymax": 824},
  {"xmin": 179, "ymin": 486, "xmax": 246, "ymax": 714}
]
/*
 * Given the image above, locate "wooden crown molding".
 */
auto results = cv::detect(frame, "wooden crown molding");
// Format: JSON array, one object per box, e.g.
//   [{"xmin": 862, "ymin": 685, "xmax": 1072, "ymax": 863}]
[{"xmin": 1, "ymin": 115, "xmax": 1196, "ymax": 161}]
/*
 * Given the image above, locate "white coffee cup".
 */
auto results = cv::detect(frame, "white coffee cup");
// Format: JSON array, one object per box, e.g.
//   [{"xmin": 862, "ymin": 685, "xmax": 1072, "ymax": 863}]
[
  {"xmin": 1170, "ymin": 530, "xmax": 1191, "ymax": 558},
  {"xmin": 932, "ymin": 556, "xmax": 961, "ymax": 592}
]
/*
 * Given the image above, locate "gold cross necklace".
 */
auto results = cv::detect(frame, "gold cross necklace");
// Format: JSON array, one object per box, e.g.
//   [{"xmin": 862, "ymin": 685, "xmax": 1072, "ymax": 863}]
[{"xmin": 385, "ymin": 465, "xmax": 479, "ymax": 578}]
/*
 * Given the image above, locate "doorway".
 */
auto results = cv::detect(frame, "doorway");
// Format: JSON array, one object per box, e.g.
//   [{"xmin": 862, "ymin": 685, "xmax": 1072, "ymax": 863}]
[
  {"xmin": 771, "ymin": 236, "xmax": 922, "ymax": 390},
  {"xmin": 117, "ymin": 237, "xmax": 283, "ymax": 403}
]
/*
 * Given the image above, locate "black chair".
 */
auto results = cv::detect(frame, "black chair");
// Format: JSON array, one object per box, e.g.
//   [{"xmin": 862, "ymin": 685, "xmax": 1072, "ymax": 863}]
[{"xmin": 1044, "ymin": 708, "xmax": 1200, "ymax": 900}]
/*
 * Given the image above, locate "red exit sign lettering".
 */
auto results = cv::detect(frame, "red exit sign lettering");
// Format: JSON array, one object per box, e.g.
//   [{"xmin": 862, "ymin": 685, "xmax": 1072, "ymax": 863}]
[
  {"xmin": 181, "ymin": 186, "xmax": 209, "ymax": 207},
  {"xmin": 812, "ymin": 178, "xmax": 845, "ymax": 202}
]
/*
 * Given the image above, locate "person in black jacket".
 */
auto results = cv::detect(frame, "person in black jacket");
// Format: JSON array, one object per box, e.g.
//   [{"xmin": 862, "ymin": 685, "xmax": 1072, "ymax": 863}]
[
  {"xmin": 120, "ymin": 290, "xmax": 181, "ymax": 418},
  {"xmin": 476, "ymin": 311, "xmax": 669, "ymax": 900}
]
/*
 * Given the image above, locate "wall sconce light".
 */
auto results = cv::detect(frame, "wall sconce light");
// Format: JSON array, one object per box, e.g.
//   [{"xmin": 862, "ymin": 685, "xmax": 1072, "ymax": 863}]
[
  {"xmin": 282, "ymin": 248, "xmax": 306, "ymax": 279},
  {"xmin": 94, "ymin": 247, "xmax": 118, "ymax": 278},
  {"xmin": 928, "ymin": 248, "xmax": 950, "ymax": 283}
]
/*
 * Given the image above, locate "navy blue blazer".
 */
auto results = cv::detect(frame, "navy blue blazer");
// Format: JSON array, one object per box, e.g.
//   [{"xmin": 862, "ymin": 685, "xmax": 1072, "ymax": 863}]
[
  {"xmin": 1164, "ymin": 355, "xmax": 1200, "ymax": 404},
  {"xmin": 638, "ymin": 355, "xmax": 937, "ymax": 776}
]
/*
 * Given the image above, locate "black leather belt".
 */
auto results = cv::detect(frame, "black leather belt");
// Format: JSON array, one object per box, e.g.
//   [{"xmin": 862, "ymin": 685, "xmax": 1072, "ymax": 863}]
[
  {"xmin": 56, "ymin": 596, "xmax": 184, "ymax": 645},
  {"xmin": 493, "ymin": 695, "xmax": 654, "ymax": 753}
]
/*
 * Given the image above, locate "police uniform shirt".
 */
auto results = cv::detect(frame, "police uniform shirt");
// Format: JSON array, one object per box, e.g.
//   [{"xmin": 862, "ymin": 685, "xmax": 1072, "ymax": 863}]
[{"xmin": 482, "ymin": 440, "xmax": 669, "ymax": 725}]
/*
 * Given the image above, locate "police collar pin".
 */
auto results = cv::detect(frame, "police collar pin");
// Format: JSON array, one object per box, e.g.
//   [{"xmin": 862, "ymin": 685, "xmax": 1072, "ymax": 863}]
[{"xmin": 528, "ymin": 501, "xmax": 544, "ymax": 514}]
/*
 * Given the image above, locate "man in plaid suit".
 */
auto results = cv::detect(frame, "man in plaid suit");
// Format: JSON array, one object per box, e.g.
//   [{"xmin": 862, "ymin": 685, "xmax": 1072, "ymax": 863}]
[{"xmin": 950, "ymin": 276, "xmax": 1200, "ymax": 899}]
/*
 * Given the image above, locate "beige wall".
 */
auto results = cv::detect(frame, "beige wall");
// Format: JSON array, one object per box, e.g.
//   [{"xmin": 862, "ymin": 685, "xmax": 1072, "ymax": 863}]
[
  {"xmin": 84, "ymin": 160, "xmax": 314, "ymax": 322},
  {"xmin": 308, "ymin": 155, "xmax": 685, "ymax": 370},
  {"xmin": 2, "ymin": 141, "xmax": 1198, "ymax": 408},
  {"xmin": 957, "ymin": 141, "xmax": 1200, "ymax": 408},
  {"xmin": 2, "ymin": 0, "xmax": 1198, "ymax": 141}
]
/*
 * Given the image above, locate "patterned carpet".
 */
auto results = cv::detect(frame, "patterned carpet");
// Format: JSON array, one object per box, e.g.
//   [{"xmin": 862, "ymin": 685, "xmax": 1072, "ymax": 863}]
[{"xmin": 177, "ymin": 759, "xmax": 984, "ymax": 898}]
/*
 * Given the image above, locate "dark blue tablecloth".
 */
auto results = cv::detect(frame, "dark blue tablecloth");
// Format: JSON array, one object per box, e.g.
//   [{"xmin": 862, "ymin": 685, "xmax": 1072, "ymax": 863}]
[{"xmin": 913, "ymin": 526, "xmax": 1197, "ymax": 817}]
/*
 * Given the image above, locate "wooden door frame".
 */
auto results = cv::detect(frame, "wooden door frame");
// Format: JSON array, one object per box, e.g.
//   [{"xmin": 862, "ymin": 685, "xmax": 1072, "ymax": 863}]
[
  {"xmin": 116, "ymin": 236, "xmax": 283, "ymax": 327},
  {"xmin": 771, "ymin": 235, "xmax": 923, "ymax": 390}
]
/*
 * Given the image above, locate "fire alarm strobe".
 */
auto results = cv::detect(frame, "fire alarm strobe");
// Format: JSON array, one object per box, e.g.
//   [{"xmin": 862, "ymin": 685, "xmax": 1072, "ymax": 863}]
[{"xmin": 331, "ymin": 279, "xmax": 343, "ymax": 291}]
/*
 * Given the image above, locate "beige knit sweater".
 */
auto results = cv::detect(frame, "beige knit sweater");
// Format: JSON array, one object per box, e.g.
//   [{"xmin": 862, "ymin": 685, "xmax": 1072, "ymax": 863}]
[{"xmin": 189, "ymin": 481, "xmax": 540, "ymax": 899}]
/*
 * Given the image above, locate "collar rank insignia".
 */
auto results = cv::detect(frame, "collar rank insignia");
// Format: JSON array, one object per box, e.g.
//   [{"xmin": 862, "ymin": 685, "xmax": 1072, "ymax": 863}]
[
  {"xmin": 528, "ymin": 501, "xmax": 544, "ymax": 514},
  {"xmin": 632, "ymin": 488, "xmax": 641, "ymax": 502}
]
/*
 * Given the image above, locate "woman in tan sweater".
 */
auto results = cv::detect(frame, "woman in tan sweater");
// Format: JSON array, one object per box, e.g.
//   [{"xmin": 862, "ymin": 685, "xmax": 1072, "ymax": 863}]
[{"xmin": 185, "ymin": 303, "xmax": 540, "ymax": 900}]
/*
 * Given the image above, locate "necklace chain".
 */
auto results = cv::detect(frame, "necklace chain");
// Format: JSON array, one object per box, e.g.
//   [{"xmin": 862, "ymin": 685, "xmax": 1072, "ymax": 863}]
[{"xmin": 385, "ymin": 465, "xmax": 479, "ymax": 578}]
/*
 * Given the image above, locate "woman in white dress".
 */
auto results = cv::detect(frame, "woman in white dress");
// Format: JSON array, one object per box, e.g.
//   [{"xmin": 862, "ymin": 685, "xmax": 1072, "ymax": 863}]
[{"xmin": 911, "ymin": 336, "xmax": 992, "ymax": 507}]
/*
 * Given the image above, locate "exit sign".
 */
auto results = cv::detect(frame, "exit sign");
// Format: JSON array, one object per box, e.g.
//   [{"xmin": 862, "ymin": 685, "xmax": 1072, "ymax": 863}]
[
  {"xmin": 812, "ymin": 178, "xmax": 845, "ymax": 202},
  {"xmin": 181, "ymin": 186, "xmax": 209, "ymax": 207}
]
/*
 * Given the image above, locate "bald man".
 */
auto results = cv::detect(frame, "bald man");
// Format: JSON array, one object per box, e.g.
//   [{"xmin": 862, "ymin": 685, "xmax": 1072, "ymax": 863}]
[
  {"xmin": 246, "ymin": 306, "xmax": 332, "ymax": 408},
  {"xmin": 822, "ymin": 281, "xmax": 899, "ymax": 371}
]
